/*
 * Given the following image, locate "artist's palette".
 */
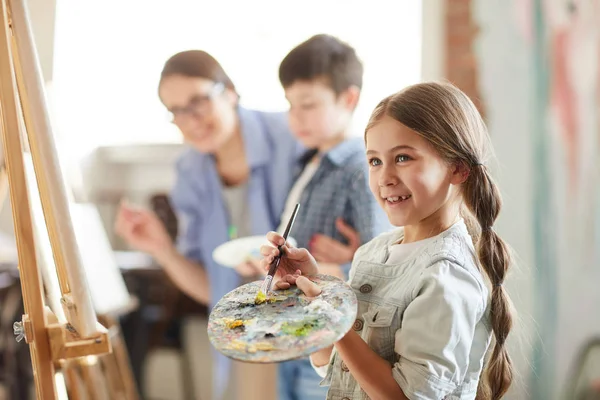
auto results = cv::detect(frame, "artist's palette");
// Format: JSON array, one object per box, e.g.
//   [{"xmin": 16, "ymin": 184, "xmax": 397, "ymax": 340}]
[
  {"xmin": 207, "ymin": 274, "xmax": 357, "ymax": 363},
  {"xmin": 212, "ymin": 235, "xmax": 297, "ymax": 268}
]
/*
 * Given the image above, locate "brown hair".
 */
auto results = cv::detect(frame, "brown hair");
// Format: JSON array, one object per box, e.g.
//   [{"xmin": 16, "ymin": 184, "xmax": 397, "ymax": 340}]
[
  {"xmin": 366, "ymin": 82, "xmax": 513, "ymax": 399},
  {"xmin": 278, "ymin": 34, "xmax": 363, "ymax": 95},
  {"xmin": 159, "ymin": 50, "xmax": 237, "ymax": 93}
]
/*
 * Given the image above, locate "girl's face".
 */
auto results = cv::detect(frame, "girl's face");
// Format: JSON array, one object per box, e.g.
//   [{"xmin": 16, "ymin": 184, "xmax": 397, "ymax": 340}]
[
  {"xmin": 365, "ymin": 115, "xmax": 466, "ymax": 230},
  {"xmin": 159, "ymin": 75, "xmax": 238, "ymax": 154}
]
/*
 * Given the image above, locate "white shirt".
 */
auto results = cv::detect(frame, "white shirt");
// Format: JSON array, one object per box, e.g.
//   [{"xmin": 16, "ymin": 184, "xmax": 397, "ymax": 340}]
[
  {"xmin": 385, "ymin": 234, "xmax": 438, "ymax": 265},
  {"xmin": 277, "ymin": 157, "xmax": 320, "ymax": 233}
]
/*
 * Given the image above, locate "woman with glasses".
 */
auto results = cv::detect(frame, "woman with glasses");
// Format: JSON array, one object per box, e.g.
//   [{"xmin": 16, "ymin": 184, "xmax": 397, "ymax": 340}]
[{"xmin": 114, "ymin": 50, "xmax": 301, "ymax": 400}]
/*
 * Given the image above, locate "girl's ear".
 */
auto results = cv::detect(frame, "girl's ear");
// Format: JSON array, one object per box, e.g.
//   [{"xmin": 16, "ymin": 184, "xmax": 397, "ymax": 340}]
[{"xmin": 450, "ymin": 162, "xmax": 471, "ymax": 185}]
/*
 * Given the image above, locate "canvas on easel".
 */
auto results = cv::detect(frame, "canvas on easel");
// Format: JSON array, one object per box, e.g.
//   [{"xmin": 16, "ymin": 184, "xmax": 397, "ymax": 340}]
[
  {"xmin": 22, "ymin": 154, "xmax": 139, "ymax": 400},
  {"xmin": 0, "ymin": 0, "xmax": 136, "ymax": 398}
]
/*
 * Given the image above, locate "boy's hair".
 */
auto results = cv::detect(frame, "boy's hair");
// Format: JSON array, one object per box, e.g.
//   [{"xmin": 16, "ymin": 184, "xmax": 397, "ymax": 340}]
[
  {"xmin": 279, "ymin": 34, "xmax": 363, "ymax": 95},
  {"xmin": 366, "ymin": 82, "xmax": 514, "ymax": 400}
]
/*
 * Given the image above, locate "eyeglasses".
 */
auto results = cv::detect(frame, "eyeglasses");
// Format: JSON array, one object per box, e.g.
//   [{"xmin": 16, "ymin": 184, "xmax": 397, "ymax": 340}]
[{"xmin": 166, "ymin": 83, "xmax": 225, "ymax": 123}]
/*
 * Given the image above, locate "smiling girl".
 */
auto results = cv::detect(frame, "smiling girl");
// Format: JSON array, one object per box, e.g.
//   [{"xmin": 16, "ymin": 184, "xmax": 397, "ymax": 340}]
[{"xmin": 260, "ymin": 82, "xmax": 514, "ymax": 400}]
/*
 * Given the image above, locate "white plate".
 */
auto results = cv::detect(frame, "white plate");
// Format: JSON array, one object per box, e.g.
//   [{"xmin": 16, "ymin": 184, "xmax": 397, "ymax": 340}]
[{"xmin": 212, "ymin": 235, "xmax": 297, "ymax": 268}]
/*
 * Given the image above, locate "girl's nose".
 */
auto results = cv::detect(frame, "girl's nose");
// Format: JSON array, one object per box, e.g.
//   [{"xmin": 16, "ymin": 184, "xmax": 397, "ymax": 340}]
[{"xmin": 379, "ymin": 165, "xmax": 399, "ymax": 187}]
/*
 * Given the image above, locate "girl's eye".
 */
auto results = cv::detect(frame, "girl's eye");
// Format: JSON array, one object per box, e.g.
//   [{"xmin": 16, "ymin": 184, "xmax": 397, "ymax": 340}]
[
  {"xmin": 368, "ymin": 158, "xmax": 382, "ymax": 167},
  {"xmin": 396, "ymin": 154, "xmax": 412, "ymax": 163}
]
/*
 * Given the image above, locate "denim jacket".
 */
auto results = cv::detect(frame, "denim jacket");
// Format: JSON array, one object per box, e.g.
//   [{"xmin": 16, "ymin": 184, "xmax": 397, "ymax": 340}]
[{"xmin": 321, "ymin": 220, "xmax": 492, "ymax": 400}]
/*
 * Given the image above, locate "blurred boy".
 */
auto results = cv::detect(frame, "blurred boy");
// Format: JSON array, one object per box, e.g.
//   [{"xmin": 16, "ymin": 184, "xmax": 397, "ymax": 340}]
[{"xmin": 272, "ymin": 33, "xmax": 389, "ymax": 400}]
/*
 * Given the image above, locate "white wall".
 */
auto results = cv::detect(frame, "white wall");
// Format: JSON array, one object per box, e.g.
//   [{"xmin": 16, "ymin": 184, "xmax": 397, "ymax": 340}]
[
  {"xmin": 26, "ymin": 0, "xmax": 56, "ymax": 81},
  {"xmin": 421, "ymin": 0, "xmax": 445, "ymax": 82},
  {"xmin": 78, "ymin": 144, "xmax": 184, "ymax": 249},
  {"xmin": 475, "ymin": 1, "xmax": 600, "ymax": 398},
  {"xmin": 474, "ymin": 1, "xmax": 536, "ymax": 399},
  {"xmin": 50, "ymin": 1, "xmax": 423, "ymax": 155}
]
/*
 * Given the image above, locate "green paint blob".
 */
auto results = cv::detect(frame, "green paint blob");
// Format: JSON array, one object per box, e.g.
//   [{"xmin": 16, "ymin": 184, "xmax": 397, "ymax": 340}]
[{"xmin": 281, "ymin": 319, "xmax": 321, "ymax": 337}]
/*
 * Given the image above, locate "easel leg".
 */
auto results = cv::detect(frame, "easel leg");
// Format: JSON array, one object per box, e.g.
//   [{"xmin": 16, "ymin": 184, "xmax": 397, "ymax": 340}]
[
  {"xmin": 80, "ymin": 358, "xmax": 111, "ymax": 400},
  {"xmin": 0, "ymin": 0, "xmax": 56, "ymax": 397},
  {"xmin": 62, "ymin": 360, "xmax": 88, "ymax": 400},
  {"xmin": 101, "ymin": 351, "xmax": 126, "ymax": 400},
  {"xmin": 98, "ymin": 315, "xmax": 140, "ymax": 400}
]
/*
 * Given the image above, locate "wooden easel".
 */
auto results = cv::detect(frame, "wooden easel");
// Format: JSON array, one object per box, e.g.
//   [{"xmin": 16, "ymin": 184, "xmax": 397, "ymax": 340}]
[{"xmin": 0, "ymin": 1, "xmax": 137, "ymax": 399}]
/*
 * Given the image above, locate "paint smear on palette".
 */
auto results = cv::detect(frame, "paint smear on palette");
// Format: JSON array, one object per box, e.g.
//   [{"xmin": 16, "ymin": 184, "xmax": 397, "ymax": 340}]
[{"xmin": 207, "ymin": 274, "xmax": 357, "ymax": 363}]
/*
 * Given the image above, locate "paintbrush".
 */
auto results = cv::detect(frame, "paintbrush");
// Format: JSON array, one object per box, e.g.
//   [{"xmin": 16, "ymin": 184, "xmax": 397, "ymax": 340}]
[{"xmin": 258, "ymin": 203, "xmax": 300, "ymax": 296}]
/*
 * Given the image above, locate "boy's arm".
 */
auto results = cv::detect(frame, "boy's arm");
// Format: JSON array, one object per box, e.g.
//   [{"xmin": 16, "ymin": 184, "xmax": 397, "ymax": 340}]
[
  {"xmin": 310, "ymin": 218, "xmax": 360, "ymax": 265},
  {"xmin": 310, "ymin": 168, "xmax": 384, "ymax": 278},
  {"xmin": 339, "ymin": 168, "xmax": 386, "ymax": 277}
]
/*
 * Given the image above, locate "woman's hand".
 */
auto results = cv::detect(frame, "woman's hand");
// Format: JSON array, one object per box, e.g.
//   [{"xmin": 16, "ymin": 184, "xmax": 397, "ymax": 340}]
[
  {"xmin": 259, "ymin": 231, "xmax": 319, "ymax": 278},
  {"xmin": 114, "ymin": 201, "xmax": 174, "ymax": 260}
]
